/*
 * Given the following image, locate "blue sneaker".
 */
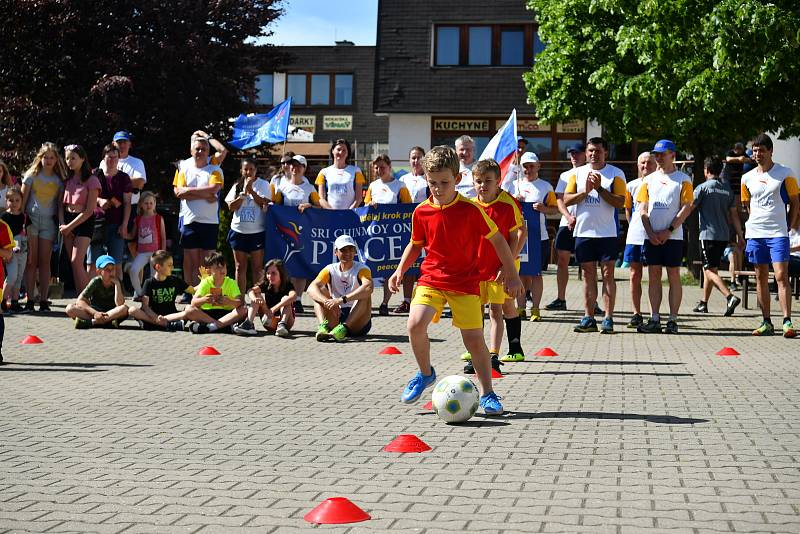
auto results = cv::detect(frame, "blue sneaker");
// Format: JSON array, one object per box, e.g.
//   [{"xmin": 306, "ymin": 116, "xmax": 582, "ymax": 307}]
[
  {"xmin": 573, "ymin": 316, "xmax": 598, "ymax": 333},
  {"xmin": 480, "ymin": 391, "xmax": 504, "ymax": 415},
  {"xmin": 401, "ymin": 367, "xmax": 437, "ymax": 404},
  {"xmin": 600, "ymin": 317, "xmax": 614, "ymax": 334}
]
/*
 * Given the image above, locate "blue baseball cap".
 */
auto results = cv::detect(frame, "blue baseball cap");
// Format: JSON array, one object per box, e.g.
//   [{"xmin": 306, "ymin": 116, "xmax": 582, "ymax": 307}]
[
  {"xmin": 95, "ymin": 254, "xmax": 116, "ymax": 269},
  {"xmin": 652, "ymin": 139, "xmax": 677, "ymax": 153},
  {"xmin": 567, "ymin": 143, "xmax": 585, "ymax": 154},
  {"xmin": 516, "ymin": 136, "xmax": 528, "ymax": 144},
  {"xmin": 113, "ymin": 131, "xmax": 131, "ymax": 142}
]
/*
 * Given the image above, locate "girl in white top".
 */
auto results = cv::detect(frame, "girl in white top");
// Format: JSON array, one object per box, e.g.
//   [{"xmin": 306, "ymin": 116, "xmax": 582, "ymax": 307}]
[
  {"xmin": 315, "ymin": 139, "xmax": 366, "ymax": 210},
  {"xmin": 364, "ymin": 155, "xmax": 412, "ymax": 316},
  {"xmin": 508, "ymin": 153, "xmax": 559, "ymax": 320},
  {"xmin": 395, "ymin": 147, "xmax": 428, "ymax": 313},
  {"xmin": 225, "ymin": 158, "xmax": 272, "ymax": 294},
  {"xmin": 399, "ymin": 147, "xmax": 429, "ymax": 203},
  {"xmin": 273, "ymin": 155, "xmax": 320, "ymax": 311}
]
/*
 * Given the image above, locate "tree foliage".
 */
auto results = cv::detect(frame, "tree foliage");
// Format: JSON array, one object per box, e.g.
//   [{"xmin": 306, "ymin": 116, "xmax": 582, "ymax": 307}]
[
  {"xmin": 524, "ymin": 0, "xmax": 800, "ymax": 163},
  {"xmin": 0, "ymin": 0, "xmax": 285, "ymax": 187}
]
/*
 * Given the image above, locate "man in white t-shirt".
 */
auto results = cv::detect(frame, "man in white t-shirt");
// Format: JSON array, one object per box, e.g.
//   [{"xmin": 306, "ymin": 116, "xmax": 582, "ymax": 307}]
[
  {"xmin": 501, "ymin": 136, "xmax": 529, "ymax": 192},
  {"xmin": 741, "ymin": 133, "xmax": 799, "ymax": 337},
  {"xmin": 636, "ymin": 140, "xmax": 693, "ymax": 335},
  {"xmin": 563, "ymin": 137, "xmax": 626, "ymax": 334},
  {"xmin": 622, "ymin": 151, "xmax": 656, "ymax": 328},
  {"xmin": 455, "ymin": 135, "xmax": 477, "ymax": 199}
]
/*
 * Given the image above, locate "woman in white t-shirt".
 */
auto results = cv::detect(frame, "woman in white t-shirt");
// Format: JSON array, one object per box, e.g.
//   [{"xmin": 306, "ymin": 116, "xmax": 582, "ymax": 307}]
[
  {"xmin": 273, "ymin": 155, "xmax": 320, "ymax": 314},
  {"xmin": 315, "ymin": 139, "xmax": 366, "ymax": 210},
  {"xmin": 225, "ymin": 158, "xmax": 271, "ymax": 294}
]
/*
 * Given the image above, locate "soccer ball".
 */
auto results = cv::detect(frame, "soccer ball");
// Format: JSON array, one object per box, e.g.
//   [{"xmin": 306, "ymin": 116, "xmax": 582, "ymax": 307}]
[{"xmin": 431, "ymin": 375, "xmax": 480, "ymax": 424}]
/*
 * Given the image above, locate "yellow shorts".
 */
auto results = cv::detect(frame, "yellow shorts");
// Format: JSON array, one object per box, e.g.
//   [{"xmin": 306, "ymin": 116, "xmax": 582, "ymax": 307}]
[
  {"xmin": 479, "ymin": 280, "xmax": 510, "ymax": 305},
  {"xmin": 411, "ymin": 286, "xmax": 483, "ymax": 330}
]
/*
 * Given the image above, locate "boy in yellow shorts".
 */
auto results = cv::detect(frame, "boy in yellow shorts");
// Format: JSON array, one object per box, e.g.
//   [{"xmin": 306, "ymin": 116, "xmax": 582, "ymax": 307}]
[
  {"xmin": 463, "ymin": 159, "xmax": 528, "ymax": 372},
  {"xmin": 389, "ymin": 146, "xmax": 523, "ymax": 415}
]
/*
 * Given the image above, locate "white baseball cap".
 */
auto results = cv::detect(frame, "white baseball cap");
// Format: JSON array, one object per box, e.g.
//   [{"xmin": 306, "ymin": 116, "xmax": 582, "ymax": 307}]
[
  {"xmin": 290, "ymin": 154, "xmax": 307, "ymax": 167},
  {"xmin": 520, "ymin": 152, "xmax": 540, "ymax": 165},
  {"xmin": 334, "ymin": 234, "xmax": 358, "ymax": 251}
]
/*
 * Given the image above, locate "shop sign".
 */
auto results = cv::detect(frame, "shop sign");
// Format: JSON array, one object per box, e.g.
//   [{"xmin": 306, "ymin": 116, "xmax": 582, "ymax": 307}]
[
  {"xmin": 323, "ymin": 115, "xmax": 353, "ymax": 131},
  {"xmin": 290, "ymin": 115, "xmax": 316, "ymax": 133},
  {"xmin": 557, "ymin": 120, "xmax": 586, "ymax": 133},
  {"xmin": 515, "ymin": 118, "xmax": 549, "ymax": 132},
  {"xmin": 433, "ymin": 118, "xmax": 490, "ymax": 132}
]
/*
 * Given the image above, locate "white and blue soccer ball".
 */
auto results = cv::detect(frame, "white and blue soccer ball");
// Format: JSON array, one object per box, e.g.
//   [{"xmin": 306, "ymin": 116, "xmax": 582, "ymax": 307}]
[{"xmin": 431, "ymin": 375, "xmax": 480, "ymax": 424}]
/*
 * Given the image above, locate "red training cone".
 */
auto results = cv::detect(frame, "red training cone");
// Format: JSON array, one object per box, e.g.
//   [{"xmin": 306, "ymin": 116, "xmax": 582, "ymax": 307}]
[
  {"xmin": 379, "ymin": 346, "xmax": 402, "ymax": 355},
  {"xmin": 198, "ymin": 346, "xmax": 221, "ymax": 356},
  {"xmin": 423, "ymin": 401, "xmax": 433, "ymax": 411},
  {"xmin": 383, "ymin": 434, "xmax": 432, "ymax": 453},
  {"xmin": 716, "ymin": 347, "xmax": 740, "ymax": 356},
  {"xmin": 304, "ymin": 497, "xmax": 371, "ymax": 524},
  {"xmin": 535, "ymin": 347, "xmax": 558, "ymax": 357},
  {"xmin": 491, "ymin": 368, "xmax": 503, "ymax": 378},
  {"xmin": 20, "ymin": 335, "xmax": 43, "ymax": 345}
]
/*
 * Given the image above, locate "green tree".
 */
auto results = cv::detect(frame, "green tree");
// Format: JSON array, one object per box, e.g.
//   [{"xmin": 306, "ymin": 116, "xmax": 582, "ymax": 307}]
[
  {"xmin": 0, "ymin": 0, "xmax": 285, "ymax": 186},
  {"xmin": 524, "ymin": 0, "xmax": 800, "ymax": 177}
]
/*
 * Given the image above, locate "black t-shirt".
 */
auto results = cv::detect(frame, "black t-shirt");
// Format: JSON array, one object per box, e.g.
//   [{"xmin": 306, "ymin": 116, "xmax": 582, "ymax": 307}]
[
  {"xmin": 1, "ymin": 212, "xmax": 26, "ymax": 236},
  {"xmin": 143, "ymin": 275, "xmax": 190, "ymax": 316},
  {"xmin": 257, "ymin": 281, "xmax": 295, "ymax": 308},
  {"xmin": 721, "ymin": 149, "xmax": 745, "ymax": 187}
]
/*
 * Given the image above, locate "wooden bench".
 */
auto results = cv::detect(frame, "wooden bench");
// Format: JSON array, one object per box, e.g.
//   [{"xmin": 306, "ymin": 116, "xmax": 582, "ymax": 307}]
[{"xmin": 734, "ymin": 269, "xmax": 800, "ymax": 309}]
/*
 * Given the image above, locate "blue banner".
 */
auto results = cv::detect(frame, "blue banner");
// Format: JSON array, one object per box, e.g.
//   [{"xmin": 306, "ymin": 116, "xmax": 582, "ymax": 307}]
[
  {"xmin": 263, "ymin": 201, "xmax": 542, "ymax": 279},
  {"xmin": 229, "ymin": 98, "xmax": 292, "ymax": 150}
]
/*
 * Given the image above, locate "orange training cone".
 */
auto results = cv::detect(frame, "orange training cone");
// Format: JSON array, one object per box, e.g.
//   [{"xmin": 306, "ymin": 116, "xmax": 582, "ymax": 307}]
[
  {"xmin": 423, "ymin": 401, "xmax": 433, "ymax": 411},
  {"xmin": 379, "ymin": 346, "xmax": 402, "ymax": 355},
  {"xmin": 383, "ymin": 434, "xmax": 432, "ymax": 453},
  {"xmin": 20, "ymin": 335, "xmax": 43, "ymax": 345},
  {"xmin": 304, "ymin": 497, "xmax": 371, "ymax": 524},
  {"xmin": 491, "ymin": 368, "xmax": 503, "ymax": 378},
  {"xmin": 535, "ymin": 347, "xmax": 558, "ymax": 357},
  {"xmin": 198, "ymin": 346, "xmax": 221, "ymax": 356},
  {"xmin": 716, "ymin": 347, "xmax": 740, "ymax": 356}
]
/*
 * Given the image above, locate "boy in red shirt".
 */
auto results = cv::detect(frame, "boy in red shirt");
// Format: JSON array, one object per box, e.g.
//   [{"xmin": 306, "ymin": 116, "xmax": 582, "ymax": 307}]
[
  {"xmin": 389, "ymin": 147, "xmax": 523, "ymax": 415},
  {"xmin": 0, "ymin": 219, "xmax": 14, "ymax": 364},
  {"xmin": 462, "ymin": 159, "xmax": 527, "ymax": 373}
]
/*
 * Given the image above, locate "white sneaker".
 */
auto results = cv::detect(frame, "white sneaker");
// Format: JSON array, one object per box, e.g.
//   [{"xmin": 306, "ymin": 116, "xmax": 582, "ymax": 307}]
[
  {"xmin": 232, "ymin": 320, "xmax": 257, "ymax": 336},
  {"xmin": 275, "ymin": 322, "xmax": 290, "ymax": 338}
]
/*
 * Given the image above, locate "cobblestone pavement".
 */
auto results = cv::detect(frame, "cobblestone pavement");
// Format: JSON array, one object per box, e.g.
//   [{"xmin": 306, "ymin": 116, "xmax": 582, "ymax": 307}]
[{"xmin": 1, "ymin": 270, "xmax": 799, "ymax": 533}]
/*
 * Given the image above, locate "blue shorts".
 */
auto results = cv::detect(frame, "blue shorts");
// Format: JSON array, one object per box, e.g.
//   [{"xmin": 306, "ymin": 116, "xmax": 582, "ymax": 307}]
[
  {"xmin": 623, "ymin": 244, "xmax": 643, "ymax": 264},
  {"xmin": 746, "ymin": 237, "xmax": 790, "ymax": 265},
  {"xmin": 227, "ymin": 229, "xmax": 265, "ymax": 253},
  {"xmin": 340, "ymin": 307, "xmax": 372, "ymax": 337},
  {"xmin": 180, "ymin": 222, "xmax": 218, "ymax": 251},
  {"xmin": 642, "ymin": 239, "xmax": 683, "ymax": 268},
  {"xmin": 554, "ymin": 226, "xmax": 575, "ymax": 253},
  {"xmin": 575, "ymin": 237, "xmax": 619, "ymax": 264}
]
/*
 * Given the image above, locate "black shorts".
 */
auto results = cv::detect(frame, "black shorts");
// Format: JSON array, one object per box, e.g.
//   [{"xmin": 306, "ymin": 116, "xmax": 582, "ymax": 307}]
[
  {"xmin": 340, "ymin": 307, "xmax": 371, "ymax": 337},
  {"xmin": 642, "ymin": 239, "xmax": 683, "ymax": 268},
  {"xmin": 227, "ymin": 229, "xmax": 265, "ymax": 253},
  {"xmin": 540, "ymin": 239, "xmax": 550, "ymax": 271},
  {"xmin": 554, "ymin": 225, "xmax": 575, "ymax": 253},
  {"xmin": 701, "ymin": 240, "xmax": 728, "ymax": 270},
  {"xmin": 65, "ymin": 211, "xmax": 96, "ymax": 239},
  {"xmin": 180, "ymin": 222, "xmax": 219, "ymax": 251},
  {"xmin": 575, "ymin": 237, "xmax": 619, "ymax": 264}
]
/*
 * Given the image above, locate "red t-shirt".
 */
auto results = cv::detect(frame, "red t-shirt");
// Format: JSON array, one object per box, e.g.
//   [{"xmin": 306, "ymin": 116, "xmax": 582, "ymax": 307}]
[
  {"xmin": 0, "ymin": 220, "xmax": 15, "ymax": 283},
  {"xmin": 474, "ymin": 191, "xmax": 524, "ymax": 281},
  {"xmin": 411, "ymin": 193, "xmax": 498, "ymax": 295}
]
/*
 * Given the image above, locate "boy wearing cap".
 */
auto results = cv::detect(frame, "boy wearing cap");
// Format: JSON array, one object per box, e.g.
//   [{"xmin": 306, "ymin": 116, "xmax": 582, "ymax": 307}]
[
  {"xmin": 388, "ymin": 146, "xmax": 523, "ymax": 415},
  {"xmin": 66, "ymin": 255, "xmax": 129, "ymax": 329},
  {"xmin": 636, "ymin": 140, "xmax": 693, "ymax": 334},
  {"xmin": 308, "ymin": 234, "xmax": 374, "ymax": 341},
  {"xmin": 507, "ymin": 152, "xmax": 558, "ymax": 323},
  {"xmin": 741, "ymin": 133, "xmax": 799, "ymax": 337}
]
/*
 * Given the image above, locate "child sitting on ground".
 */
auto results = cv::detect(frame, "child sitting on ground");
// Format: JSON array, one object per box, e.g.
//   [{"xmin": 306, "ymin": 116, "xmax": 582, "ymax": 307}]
[
  {"xmin": 234, "ymin": 258, "xmax": 297, "ymax": 337},
  {"xmin": 128, "ymin": 249, "xmax": 194, "ymax": 331},
  {"xmin": 66, "ymin": 254, "xmax": 129, "ymax": 328},
  {"xmin": 185, "ymin": 251, "xmax": 246, "ymax": 334}
]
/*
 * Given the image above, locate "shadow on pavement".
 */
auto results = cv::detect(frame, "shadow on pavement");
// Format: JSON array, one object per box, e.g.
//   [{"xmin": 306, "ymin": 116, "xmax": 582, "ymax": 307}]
[
  {"xmin": 0, "ymin": 367, "xmax": 106, "ymax": 372},
  {"xmin": 488, "ymin": 411, "xmax": 708, "ymax": 424},
  {"xmin": 7, "ymin": 362, "xmax": 153, "ymax": 368},
  {"xmin": 508, "ymin": 370, "xmax": 693, "ymax": 377},
  {"xmin": 518, "ymin": 360, "xmax": 684, "ymax": 366}
]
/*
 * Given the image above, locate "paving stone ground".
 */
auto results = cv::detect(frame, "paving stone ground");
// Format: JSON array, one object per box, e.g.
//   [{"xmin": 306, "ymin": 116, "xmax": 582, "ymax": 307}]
[{"xmin": 1, "ymin": 269, "xmax": 799, "ymax": 533}]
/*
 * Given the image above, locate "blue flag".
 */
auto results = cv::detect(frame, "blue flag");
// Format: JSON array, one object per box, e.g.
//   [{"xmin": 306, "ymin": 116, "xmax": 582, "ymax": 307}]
[{"xmin": 229, "ymin": 98, "xmax": 292, "ymax": 150}]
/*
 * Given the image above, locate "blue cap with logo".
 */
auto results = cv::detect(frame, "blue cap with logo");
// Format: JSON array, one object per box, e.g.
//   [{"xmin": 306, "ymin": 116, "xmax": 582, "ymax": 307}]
[
  {"xmin": 566, "ymin": 143, "xmax": 585, "ymax": 154},
  {"xmin": 652, "ymin": 139, "xmax": 677, "ymax": 153},
  {"xmin": 113, "ymin": 131, "xmax": 131, "ymax": 142},
  {"xmin": 95, "ymin": 254, "xmax": 116, "ymax": 269}
]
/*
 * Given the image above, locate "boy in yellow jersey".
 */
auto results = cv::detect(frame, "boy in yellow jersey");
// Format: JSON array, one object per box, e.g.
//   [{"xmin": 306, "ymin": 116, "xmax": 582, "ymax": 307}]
[
  {"xmin": 464, "ymin": 159, "xmax": 527, "ymax": 370},
  {"xmin": 389, "ymin": 147, "xmax": 523, "ymax": 415}
]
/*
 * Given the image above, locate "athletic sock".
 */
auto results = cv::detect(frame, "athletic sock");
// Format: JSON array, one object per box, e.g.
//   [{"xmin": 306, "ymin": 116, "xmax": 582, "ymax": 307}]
[
  {"xmin": 403, "ymin": 298, "xmax": 410, "ymax": 303},
  {"xmin": 763, "ymin": 316, "xmax": 772, "ymax": 324},
  {"xmin": 652, "ymin": 313, "xmax": 660, "ymax": 322},
  {"xmin": 783, "ymin": 317, "xmax": 792, "ymax": 324},
  {"xmin": 668, "ymin": 314, "xmax": 677, "ymax": 322},
  {"xmin": 504, "ymin": 316, "xmax": 522, "ymax": 353},
  {"xmin": 208, "ymin": 323, "xmax": 219, "ymax": 332}
]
